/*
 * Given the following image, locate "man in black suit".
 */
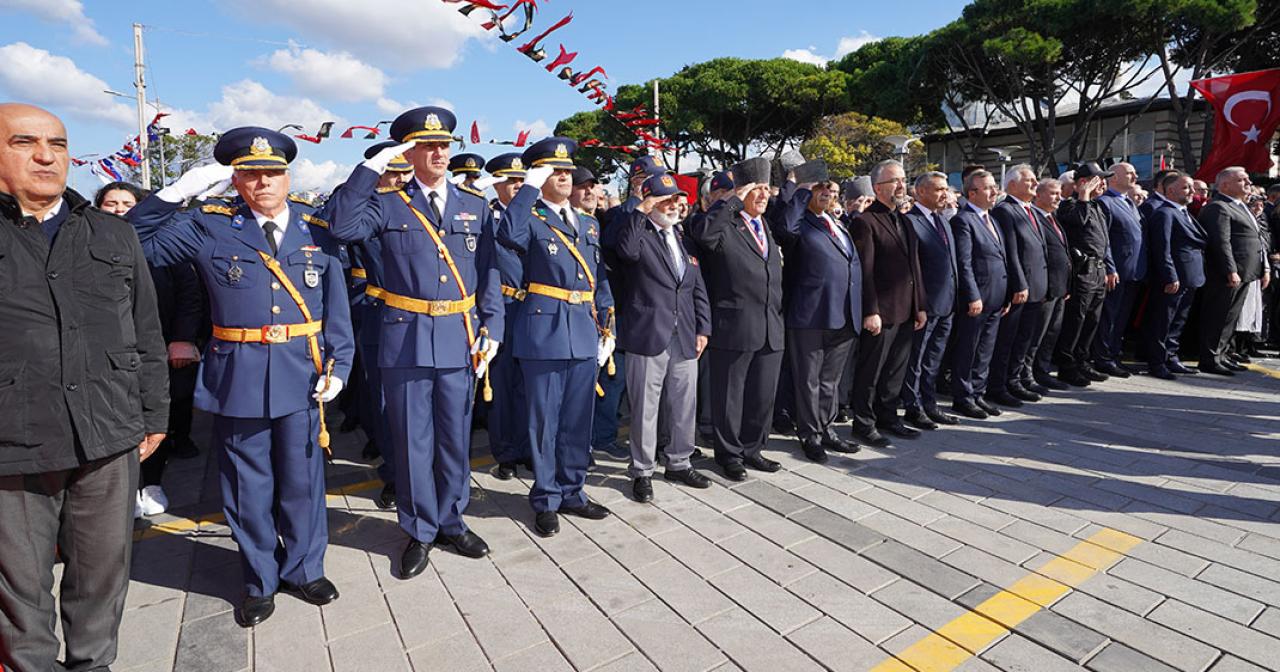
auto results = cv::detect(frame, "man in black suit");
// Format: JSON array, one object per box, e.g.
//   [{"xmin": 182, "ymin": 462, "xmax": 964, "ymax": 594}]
[
  {"xmin": 901, "ymin": 171, "xmax": 959, "ymax": 430},
  {"xmin": 603, "ymin": 174, "xmax": 713, "ymax": 501},
  {"xmin": 772, "ymin": 177, "xmax": 862, "ymax": 462},
  {"xmin": 1198, "ymin": 166, "xmax": 1270, "ymax": 375},
  {"xmin": 1030, "ymin": 178, "xmax": 1071, "ymax": 390},
  {"xmin": 1144, "ymin": 173, "xmax": 1206, "ymax": 379},
  {"xmin": 848, "ymin": 160, "xmax": 927, "ymax": 448},
  {"xmin": 988, "ymin": 164, "xmax": 1048, "ymax": 407},
  {"xmin": 690, "ymin": 165, "xmax": 785, "ymax": 481},
  {"xmin": 1054, "ymin": 162, "xmax": 1114, "ymax": 387},
  {"xmin": 949, "ymin": 170, "xmax": 1009, "ymax": 419}
]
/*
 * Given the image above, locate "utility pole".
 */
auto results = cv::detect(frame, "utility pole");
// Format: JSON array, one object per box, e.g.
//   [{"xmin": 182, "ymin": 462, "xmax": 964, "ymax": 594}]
[{"xmin": 133, "ymin": 23, "xmax": 150, "ymax": 189}]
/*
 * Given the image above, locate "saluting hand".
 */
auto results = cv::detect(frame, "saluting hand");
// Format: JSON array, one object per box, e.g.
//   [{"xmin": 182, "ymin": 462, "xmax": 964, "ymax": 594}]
[
  {"xmin": 362, "ymin": 141, "xmax": 416, "ymax": 174},
  {"xmin": 160, "ymin": 163, "xmax": 235, "ymax": 203},
  {"xmin": 524, "ymin": 166, "xmax": 555, "ymax": 190}
]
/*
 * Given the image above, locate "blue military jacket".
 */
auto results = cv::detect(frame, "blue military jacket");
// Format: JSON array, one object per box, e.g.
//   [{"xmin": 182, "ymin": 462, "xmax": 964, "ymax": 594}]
[
  {"xmin": 1099, "ymin": 188, "xmax": 1148, "ymax": 282},
  {"xmin": 771, "ymin": 187, "xmax": 863, "ymax": 332},
  {"xmin": 498, "ymin": 184, "xmax": 613, "ymax": 361},
  {"xmin": 129, "ymin": 194, "xmax": 354, "ymax": 420},
  {"xmin": 348, "ymin": 237, "xmax": 384, "ymax": 349},
  {"xmin": 326, "ymin": 165, "xmax": 504, "ymax": 369}
]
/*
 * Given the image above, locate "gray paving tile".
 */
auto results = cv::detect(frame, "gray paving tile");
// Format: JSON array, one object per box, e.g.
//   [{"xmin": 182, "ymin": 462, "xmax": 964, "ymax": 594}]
[
  {"xmin": 1109, "ymin": 558, "xmax": 1265, "ymax": 623},
  {"xmin": 1148, "ymin": 598, "xmax": 1280, "ymax": 670},
  {"xmin": 611, "ymin": 599, "xmax": 728, "ymax": 672},
  {"xmin": 1251, "ymin": 606, "xmax": 1280, "ymax": 638},
  {"xmin": 327, "ymin": 621, "xmax": 409, "ymax": 672},
  {"xmin": 1029, "ymin": 552, "xmax": 1165, "ymax": 616},
  {"xmin": 981, "ymin": 633, "xmax": 1088, "ymax": 672},
  {"xmin": 319, "ymin": 558, "xmax": 391, "ymax": 640},
  {"xmin": 491, "ymin": 640, "xmax": 574, "ymax": 672},
  {"xmin": 173, "ymin": 612, "xmax": 248, "ymax": 672},
  {"xmin": 859, "ymin": 510, "xmax": 963, "ymax": 558},
  {"xmin": 1085, "ymin": 642, "xmax": 1179, "ymax": 672},
  {"xmin": 788, "ymin": 507, "xmax": 887, "ymax": 554},
  {"xmin": 695, "ymin": 607, "xmax": 825, "ymax": 672},
  {"xmin": 1052, "ymin": 592, "xmax": 1218, "ymax": 672},
  {"xmin": 527, "ymin": 596, "xmax": 635, "ymax": 671},
  {"xmin": 787, "ymin": 572, "xmax": 912, "ymax": 644},
  {"xmin": 1208, "ymin": 655, "xmax": 1275, "ymax": 672},
  {"xmin": 384, "ymin": 571, "xmax": 470, "ymax": 651},
  {"xmin": 253, "ymin": 595, "xmax": 328, "ymax": 672},
  {"xmin": 709, "ymin": 565, "xmax": 821, "ymax": 635},
  {"xmin": 561, "ymin": 552, "xmax": 656, "ymax": 616},
  {"xmin": 928, "ymin": 514, "xmax": 1040, "ymax": 564},
  {"xmin": 716, "ymin": 529, "xmax": 817, "ymax": 586},
  {"xmin": 114, "ymin": 598, "xmax": 182, "ymax": 671},
  {"xmin": 848, "ymin": 483, "xmax": 947, "ymax": 525},
  {"xmin": 790, "ymin": 482, "xmax": 880, "ymax": 520},
  {"xmin": 591, "ymin": 651, "xmax": 661, "ymax": 672},
  {"xmin": 650, "ymin": 526, "xmax": 743, "ymax": 579},
  {"xmin": 784, "ymin": 616, "xmax": 888, "ymax": 672},
  {"xmin": 732, "ymin": 480, "xmax": 815, "ymax": 517},
  {"xmin": 788, "ymin": 537, "xmax": 898, "ymax": 593},
  {"xmin": 406, "ymin": 629, "xmax": 491, "ymax": 672},
  {"xmin": 724, "ymin": 504, "xmax": 817, "ymax": 549},
  {"xmin": 863, "ymin": 540, "xmax": 980, "ymax": 599},
  {"xmin": 1157, "ymin": 529, "xmax": 1280, "ymax": 581},
  {"xmin": 1197, "ymin": 562, "xmax": 1280, "ymax": 608}
]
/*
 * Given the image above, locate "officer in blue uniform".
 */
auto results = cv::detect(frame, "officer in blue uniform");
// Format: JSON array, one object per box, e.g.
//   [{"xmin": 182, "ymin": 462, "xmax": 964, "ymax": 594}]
[
  {"xmin": 128, "ymin": 128, "xmax": 355, "ymax": 627},
  {"xmin": 449, "ymin": 152, "xmax": 486, "ymax": 192},
  {"xmin": 350, "ymin": 141, "xmax": 413, "ymax": 509},
  {"xmin": 480, "ymin": 153, "xmax": 530, "ymax": 479},
  {"xmin": 498, "ymin": 137, "xmax": 615, "ymax": 537},
  {"xmin": 325, "ymin": 107, "xmax": 503, "ymax": 579}
]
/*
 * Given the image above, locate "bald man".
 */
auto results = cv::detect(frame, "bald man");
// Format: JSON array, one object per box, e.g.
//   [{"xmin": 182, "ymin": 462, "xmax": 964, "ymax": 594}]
[{"xmin": 0, "ymin": 104, "xmax": 169, "ymax": 672}]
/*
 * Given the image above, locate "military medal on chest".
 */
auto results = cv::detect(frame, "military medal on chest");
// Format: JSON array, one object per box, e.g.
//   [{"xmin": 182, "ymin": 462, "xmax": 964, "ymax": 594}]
[
  {"xmin": 548, "ymin": 241, "xmax": 559, "ymax": 255},
  {"xmin": 466, "ymin": 235, "xmax": 477, "ymax": 253},
  {"xmin": 226, "ymin": 263, "xmax": 244, "ymax": 284},
  {"xmin": 304, "ymin": 265, "xmax": 320, "ymax": 288}
]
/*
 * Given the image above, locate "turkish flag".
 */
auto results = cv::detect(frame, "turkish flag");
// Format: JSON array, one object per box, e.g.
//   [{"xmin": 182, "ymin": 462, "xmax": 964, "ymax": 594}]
[
  {"xmin": 1192, "ymin": 68, "xmax": 1280, "ymax": 180},
  {"xmin": 673, "ymin": 174, "xmax": 699, "ymax": 205},
  {"xmin": 470, "ymin": 121, "xmax": 481, "ymax": 144}
]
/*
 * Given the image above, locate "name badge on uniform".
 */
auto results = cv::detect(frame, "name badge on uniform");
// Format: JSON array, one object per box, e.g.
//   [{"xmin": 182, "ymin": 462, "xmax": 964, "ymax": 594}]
[
  {"xmin": 454, "ymin": 213, "xmax": 477, "ymax": 221},
  {"xmin": 466, "ymin": 235, "xmax": 477, "ymax": 252},
  {"xmin": 548, "ymin": 241, "xmax": 559, "ymax": 255},
  {"xmin": 227, "ymin": 264, "xmax": 244, "ymax": 284},
  {"xmin": 304, "ymin": 266, "xmax": 320, "ymax": 288}
]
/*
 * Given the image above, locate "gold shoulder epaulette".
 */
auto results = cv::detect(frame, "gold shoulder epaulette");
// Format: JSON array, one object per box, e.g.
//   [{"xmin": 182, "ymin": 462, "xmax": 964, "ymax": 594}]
[
  {"xmin": 201, "ymin": 204, "xmax": 235, "ymax": 216},
  {"xmin": 458, "ymin": 184, "xmax": 485, "ymax": 199},
  {"xmin": 301, "ymin": 213, "xmax": 329, "ymax": 229},
  {"xmin": 376, "ymin": 185, "xmax": 402, "ymax": 194},
  {"xmin": 288, "ymin": 194, "xmax": 316, "ymax": 207}
]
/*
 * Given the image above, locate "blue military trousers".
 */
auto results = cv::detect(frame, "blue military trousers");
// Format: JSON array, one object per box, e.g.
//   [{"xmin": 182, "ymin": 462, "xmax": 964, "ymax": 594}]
[
  {"xmin": 214, "ymin": 409, "xmax": 327, "ymax": 598},
  {"xmin": 383, "ymin": 365, "xmax": 474, "ymax": 542},
  {"xmin": 521, "ymin": 358, "xmax": 596, "ymax": 512},
  {"xmin": 487, "ymin": 336, "xmax": 528, "ymax": 466},
  {"xmin": 358, "ymin": 340, "xmax": 394, "ymax": 485}
]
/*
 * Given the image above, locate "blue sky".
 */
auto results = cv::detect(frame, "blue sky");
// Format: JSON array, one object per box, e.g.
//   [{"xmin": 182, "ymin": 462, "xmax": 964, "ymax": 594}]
[{"xmin": 0, "ymin": 0, "xmax": 967, "ymax": 194}]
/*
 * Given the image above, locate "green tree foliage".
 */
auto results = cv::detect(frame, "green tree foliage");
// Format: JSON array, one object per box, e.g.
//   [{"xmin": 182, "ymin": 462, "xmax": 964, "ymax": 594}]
[{"xmin": 799, "ymin": 112, "xmax": 930, "ymax": 179}]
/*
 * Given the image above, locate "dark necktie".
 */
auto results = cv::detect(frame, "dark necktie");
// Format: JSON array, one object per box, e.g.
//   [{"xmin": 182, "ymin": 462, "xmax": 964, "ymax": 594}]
[
  {"xmin": 982, "ymin": 212, "xmax": 999, "ymax": 242},
  {"xmin": 1024, "ymin": 205, "xmax": 1041, "ymax": 236},
  {"xmin": 661, "ymin": 227, "xmax": 686, "ymax": 277},
  {"xmin": 263, "ymin": 220, "xmax": 280, "ymax": 256},
  {"xmin": 1048, "ymin": 213, "xmax": 1065, "ymax": 242},
  {"xmin": 427, "ymin": 190, "xmax": 443, "ymax": 225},
  {"xmin": 560, "ymin": 208, "xmax": 573, "ymax": 235},
  {"xmin": 931, "ymin": 212, "xmax": 949, "ymax": 247}
]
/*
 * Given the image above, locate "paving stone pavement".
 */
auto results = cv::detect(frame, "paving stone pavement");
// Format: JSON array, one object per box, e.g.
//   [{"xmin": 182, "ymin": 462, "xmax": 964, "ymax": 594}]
[{"xmin": 111, "ymin": 358, "xmax": 1280, "ymax": 672}]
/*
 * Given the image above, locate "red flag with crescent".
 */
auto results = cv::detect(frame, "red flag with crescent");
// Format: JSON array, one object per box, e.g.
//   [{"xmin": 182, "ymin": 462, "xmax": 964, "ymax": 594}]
[{"xmin": 1191, "ymin": 68, "xmax": 1280, "ymax": 180}]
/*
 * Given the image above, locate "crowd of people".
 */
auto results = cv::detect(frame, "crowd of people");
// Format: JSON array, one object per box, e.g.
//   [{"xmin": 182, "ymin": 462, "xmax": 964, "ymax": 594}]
[{"xmin": 1, "ymin": 99, "xmax": 1277, "ymax": 671}]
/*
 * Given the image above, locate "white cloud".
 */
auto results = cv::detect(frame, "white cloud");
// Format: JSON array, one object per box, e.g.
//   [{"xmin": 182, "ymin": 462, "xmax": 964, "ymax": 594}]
[
  {"xmin": 515, "ymin": 119, "xmax": 552, "ymax": 139},
  {"xmin": 782, "ymin": 32, "xmax": 882, "ymax": 67},
  {"xmin": 0, "ymin": 0, "xmax": 106, "ymax": 45},
  {"xmin": 782, "ymin": 48, "xmax": 829, "ymax": 68},
  {"xmin": 204, "ymin": 79, "xmax": 341, "ymax": 133},
  {"xmin": 375, "ymin": 97, "xmax": 452, "ymax": 115},
  {"xmin": 0, "ymin": 42, "xmax": 133, "ymax": 126},
  {"xmin": 228, "ymin": 0, "xmax": 488, "ymax": 70},
  {"xmin": 265, "ymin": 45, "xmax": 386, "ymax": 102},
  {"xmin": 290, "ymin": 158, "xmax": 355, "ymax": 194}
]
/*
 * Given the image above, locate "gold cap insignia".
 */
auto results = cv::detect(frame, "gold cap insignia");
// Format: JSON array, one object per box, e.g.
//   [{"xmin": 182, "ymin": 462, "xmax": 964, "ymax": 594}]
[
  {"xmin": 554, "ymin": 143, "xmax": 569, "ymax": 159},
  {"xmin": 661, "ymin": 175, "xmax": 675, "ymax": 187},
  {"xmin": 250, "ymin": 137, "xmax": 273, "ymax": 157},
  {"xmin": 512, "ymin": 158, "xmax": 523, "ymax": 170},
  {"xmin": 466, "ymin": 157, "xmax": 477, "ymax": 168},
  {"xmin": 423, "ymin": 113, "xmax": 443, "ymax": 131}
]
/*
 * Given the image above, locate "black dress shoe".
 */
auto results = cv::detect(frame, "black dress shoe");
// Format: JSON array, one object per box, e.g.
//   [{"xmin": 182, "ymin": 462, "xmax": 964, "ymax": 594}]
[
  {"xmin": 852, "ymin": 425, "xmax": 892, "ymax": 448},
  {"xmin": 1095, "ymin": 361, "xmax": 1130, "ymax": 378},
  {"xmin": 924, "ymin": 406, "xmax": 960, "ymax": 425},
  {"xmin": 376, "ymin": 483, "xmax": 396, "ymax": 510},
  {"xmin": 834, "ymin": 407, "xmax": 852, "ymax": 423},
  {"xmin": 822, "ymin": 429, "xmax": 860, "ymax": 453},
  {"xmin": 1008, "ymin": 385, "xmax": 1041, "ymax": 402},
  {"xmin": 743, "ymin": 453, "xmax": 782, "ymax": 472},
  {"xmin": 1199, "ymin": 362, "xmax": 1236, "ymax": 376},
  {"xmin": 721, "ymin": 461, "xmax": 747, "ymax": 482},
  {"xmin": 1231, "ymin": 352, "xmax": 1252, "ymax": 364},
  {"xmin": 281, "ymin": 577, "xmax": 339, "ymax": 606},
  {"xmin": 877, "ymin": 419, "xmax": 921, "ymax": 439},
  {"xmin": 1149, "ymin": 367, "xmax": 1177, "ymax": 381},
  {"xmin": 1168, "ymin": 361, "xmax": 1197, "ymax": 375},
  {"xmin": 362, "ymin": 440, "xmax": 379, "ymax": 460},
  {"xmin": 903, "ymin": 409, "xmax": 938, "ymax": 431},
  {"xmin": 560, "ymin": 500, "xmax": 611, "ymax": 520},
  {"xmin": 984, "ymin": 390, "xmax": 1023, "ymax": 408},
  {"xmin": 952, "ymin": 400, "xmax": 988, "ymax": 419},
  {"xmin": 400, "ymin": 540, "xmax": 431, "ymax": 579},
  {"xmin": 493, "ymin": 461, "xmax": 518, "ymax": 480},
  {"xmin": 1057, "ymin": 369, "xmax": 1092, "ymax": 387},
  {"xmin": 236, "ymin": 595, "xmax": 275, "ymax": 628},
  {"xmin": 437, "ymin": 530, "xmax": 490, "ymax": 558},
  {"xmin": 534, "ymin": 511, "xmax": 560, "ymax": 537},
  {"xmin": 1035, "ymin": 374, "xmax": 1070, "ymax": 390},
  {"xmin": 800, "ymin": 436, "xmax": 828, "ymax": 463},
  {"xmin": 772, "ymin": 413, "xmax": 796, "ymax": 436},
  {"xmin": 1081, "ymin": 365, "xmax": 1110, "ymax": 382},
  {"xmin": 1224, "ymin": 359, "xmax": 1247, "ymax": 372},
  {"xmin": 632, "ymin": 476, "xmax": 654, "ymax": 502},
  {"xmin": 664, "ymin": 468, "xmax": 712, "ymax": 489},
  {"xmin": 975, "ymin": 398, "xmax": 1003, "ymax": 416}
]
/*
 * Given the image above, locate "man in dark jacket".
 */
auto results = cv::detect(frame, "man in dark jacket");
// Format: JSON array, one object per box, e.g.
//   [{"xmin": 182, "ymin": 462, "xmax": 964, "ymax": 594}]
[
  {"xmin": 1053, "ymin": 162, "xmax": 1114, "ymax": 387},
  {"xmin": 0, "ymin": 104, "xmax": 169, "ymax": 672},
  {"xmin": 988, "ymin": 165, "xmax": 1047, "ymax": 406},
  {"xmin": 1031, "ymin": 178, "xmax": 1072, "ymax": 389},
  {"xmin": 1198, "ymin": 167, "xmax": 1270, "ymax": 375},
  {"xmin": 1144, "ymin": 174, "xmax": 1206, "ymax": 379}
]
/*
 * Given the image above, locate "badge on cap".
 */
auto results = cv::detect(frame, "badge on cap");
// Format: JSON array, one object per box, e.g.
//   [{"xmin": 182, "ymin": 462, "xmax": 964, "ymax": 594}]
[
  {"xmin": 512, "ymin": 158, "xmax": 524, "ymax": 170},
  {"xmin": 424, "ymin": 114, "xmax": 442, "ymax": 131},
  {"xmin": 304, "ymin": 267, "xmax": 320, "ymax": 288},
  {"xmin": 250, "ymin": 137, "xmax": 272, "ymax": 157},
  {"xmin": 554, "ymin": 143, "xmax": 569, "ymax": 159}
]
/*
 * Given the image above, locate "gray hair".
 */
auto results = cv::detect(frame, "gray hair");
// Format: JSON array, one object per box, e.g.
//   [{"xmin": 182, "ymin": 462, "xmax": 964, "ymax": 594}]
[
  {"xmin": 1215, "ymin": 166, "xmax": 1247, "ymax": 188},
  {"xmin": 1002, "ymin": 164, "xmax": 1036, "ymax": 190},
  {"xmin": 1036, "ymin": 177, "xmax": 1061, "ymax": 193},
  {"xmin": 870, "ymin": 159, "xmax": 903, "ymax": 185},
  {"xmin": 914, "ymin": 171, "xmax": 948, "ymax": 191},
  {"xmin": 1058, "ymin": 170, "xmax": 1075, "ymax": 185},
  {"xmin": 963, "ymin": 169, "xmax": 994, "ymax": 196}
]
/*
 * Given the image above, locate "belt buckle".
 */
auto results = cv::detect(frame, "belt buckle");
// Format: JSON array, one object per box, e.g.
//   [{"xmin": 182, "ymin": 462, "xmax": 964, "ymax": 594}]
[
  {"xmin": 262, "ymin": 324, "xmax": 288, "ymax": 344},
  {"xmin": 568, "ymin": 290, "xmax": 583, "ymax": 304},
  {"xmin": 515, "ymin": 289, "xmax": 527, "ymax": 301},
  {"xmin": 429, "ymin": 299, "xmax": 450, "ymax": 316}
]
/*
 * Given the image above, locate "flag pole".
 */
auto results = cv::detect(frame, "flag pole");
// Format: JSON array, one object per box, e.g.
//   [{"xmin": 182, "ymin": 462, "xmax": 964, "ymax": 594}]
[{"xmin": 132, "ymin": 23, "xmax": 151, "ymax": 190}]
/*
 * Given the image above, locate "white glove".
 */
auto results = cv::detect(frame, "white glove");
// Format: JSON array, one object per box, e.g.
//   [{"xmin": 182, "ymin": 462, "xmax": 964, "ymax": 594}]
[
  {"xmin": 473, "ymin": 175, "xmax": 501, "ymax": 191},
  {"xmin": 524, "ymin": 165, "xmax": 555, "ymax": 190},
  {"xmin": 449, "ymin": 174, "xmax": 467, "ymax": 185},
  {"xmin": 157, "ymin": 163, "xmax": 234, "ymax": 203},
  {"xmin": 197, "ymin": 177, "xmax": 232, "ymax": 201},
  {"xmin": 471, "ymin": 334, "xmax": 501, "ymax": 378},
  {"xmin": 597, "ymin": 335, "xmax": 616, "ymax": 368},
  {"xmin": 313, "ymin": 376, "xmax": 344, "ymax": 403},
  {"xmin": 362, "ymin": 141, "xmax": 416, "ymax": 174}
]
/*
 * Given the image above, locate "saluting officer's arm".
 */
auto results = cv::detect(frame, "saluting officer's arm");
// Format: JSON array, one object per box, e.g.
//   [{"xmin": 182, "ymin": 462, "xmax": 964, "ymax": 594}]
[
  {"xmin": 608, "ymin": 209, "xmax": 649, "ymax": 264},
  {"xmin": 771, "ymin": 185, "xmax": 808, "ymax": 246},
  {"xmin": 324, "ymin": 165, "xmax": 389, "ymax": 243},
  {"xmin": 691, "ymin": 197, "xmax": 739, "ymax": 253},
  {"xmin": 496, "ymin": 184, "xmax": 540, "ymax": 253},
  {"xmin": 321, "ymin": 251, "xmax": 356, "ymax": 384},
  {"xmin": 127, "ymin": 194, "xmax": 209, "ymax": 268}
]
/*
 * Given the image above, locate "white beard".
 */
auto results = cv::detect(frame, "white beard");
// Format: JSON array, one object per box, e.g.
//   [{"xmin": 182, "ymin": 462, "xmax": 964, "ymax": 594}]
[{"xmin": 650, "ymin": 210, "xmax": 679, "ymax": 229}]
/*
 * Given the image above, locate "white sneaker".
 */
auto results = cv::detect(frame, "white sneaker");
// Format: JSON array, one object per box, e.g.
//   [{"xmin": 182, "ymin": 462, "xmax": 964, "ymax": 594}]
[
  {"xmin": 134, "ymin": 492, "xmax": 145, "ymax": 519},
  {"xmin": 138, "ymin": 485, "xmax": 169, "ymax": 516}
]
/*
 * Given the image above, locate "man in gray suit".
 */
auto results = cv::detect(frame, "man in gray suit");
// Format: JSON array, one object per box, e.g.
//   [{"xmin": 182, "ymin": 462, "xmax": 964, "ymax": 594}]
[{"xmin": 1198, "ymin": 166, "xmax": 1271, "ymax": 375}]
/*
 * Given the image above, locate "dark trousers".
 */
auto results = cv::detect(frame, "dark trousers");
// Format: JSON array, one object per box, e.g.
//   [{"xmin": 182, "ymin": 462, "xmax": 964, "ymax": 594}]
[
  {"xmin": 215, "ymin": 409, "xmax": 328, "ymax": 597},
  {"xmin": 774, "ymin": 331, "xmax": 796, "ymax": 425},
  {"xmin": 988, "ymin": 302, "xmax": 1025, "ymax": 395},
  {"xmin": 1011, "ymin": 301, "xmax": 1048, "ymax": 384},
  {"xmin": 696, "ymin": 353, "xmax": 713, "ymax": 436},
  {"xmin": 1034, "ymin": 296, "xmax": 1067, "ymax": 377},
  {"xmin": 902, "ymin": 313, "xmax": 952, "ymax": 412},
  {"xmin": 141, "ymin": 363, "xmax": 196, "ymax": 487},
  {"xmin": 521, "ymin": 358, "xmax": 596, "ymax": 512},
  {"xmin": 1055, "ymin": 266, "xmax": 1106, "ymax": 371},
  {"xmin": 487, "ymin": 333, "xmax": 527, "ymax": 467},
  {"xmin": 1200, "ymin": 280, "xmax": 1251, "ymax": 366},
  {"xmin": 357, "ymin": 340, "xmax": 394, "ymax": 485},
  {"xmin": 1145, "ymin": 286, "xmax": 1197, "ymax": 368},
  {"xmin": 1096, "ymin": 280, "xmax": 1143, "ymax": 364},
  {"xmin": 0, "ymin": 450, "xmax": 138, "ymax": 672},
  {"xmin": 838, "ymin": 337, "xmax": 858, "ymax": 409},
  {"xmin": 709, "ymin": 345, "xmax": 783, "ymax": 465},
  {"xmin": 851, "ymin": 320, "xmax": 914, "ymax": 429},
  {"xmin": 788, "ymin": 327, "xmax": 857, "ymax": 439},
  {"xmin": 592, "ymin": 351, "xmax": 626, "ymax": 450},
  {"xmin": 951, "ymin": 308, "xmax": 1002, "ymax": 403}
]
